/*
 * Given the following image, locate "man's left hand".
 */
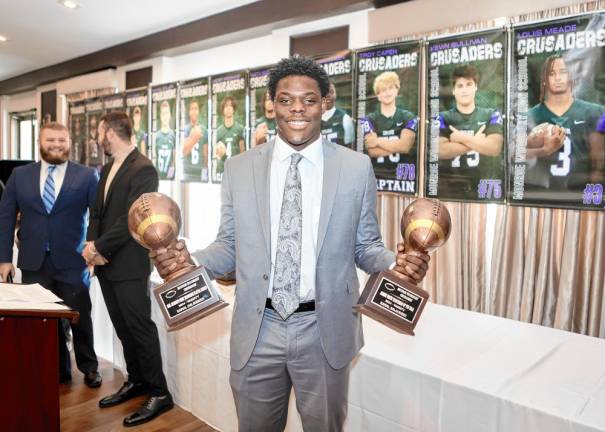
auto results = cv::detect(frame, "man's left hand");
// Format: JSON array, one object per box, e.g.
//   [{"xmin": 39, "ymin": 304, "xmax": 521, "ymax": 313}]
[
  {"xmin": 391, "ymin": 242, "xmax": 430, "ymax": 284},
  {"xmin": 82, "ymin": 241, "xmax": 108, "ymax": 265}
]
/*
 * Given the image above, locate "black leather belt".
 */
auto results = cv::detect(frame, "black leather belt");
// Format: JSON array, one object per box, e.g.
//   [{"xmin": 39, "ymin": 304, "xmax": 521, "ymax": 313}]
[{"xmin": 265, "ymin": 298, "xmax": 315, "ymax": 313}]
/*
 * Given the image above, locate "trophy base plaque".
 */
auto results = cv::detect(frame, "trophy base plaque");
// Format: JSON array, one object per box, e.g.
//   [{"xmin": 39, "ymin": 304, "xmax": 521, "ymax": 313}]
[
  {"xmin": 354, "ymin": 270, "xmax": 429, "ymax": 335},
  {"xmin": 153, "ymin": 266, "xmax": 228, "ymax": 332}
]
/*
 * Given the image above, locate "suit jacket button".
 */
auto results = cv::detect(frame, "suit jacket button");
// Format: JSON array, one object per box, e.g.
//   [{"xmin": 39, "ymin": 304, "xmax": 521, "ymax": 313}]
[{"xmin": 262, "ymin": 274, "xmax": 268, "ymax": 280}]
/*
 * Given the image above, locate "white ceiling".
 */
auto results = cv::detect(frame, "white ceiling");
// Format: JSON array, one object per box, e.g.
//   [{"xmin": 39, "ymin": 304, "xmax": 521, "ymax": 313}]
[{"xmin": 0, "ymin": 0, "xmax": 259, "ymax": 81}]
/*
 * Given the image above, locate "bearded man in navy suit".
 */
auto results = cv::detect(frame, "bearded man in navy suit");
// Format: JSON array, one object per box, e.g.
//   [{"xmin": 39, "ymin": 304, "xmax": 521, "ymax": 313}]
[{"xmin": 0, "ymin": 122, "xmax": 102, "ymax": 388}]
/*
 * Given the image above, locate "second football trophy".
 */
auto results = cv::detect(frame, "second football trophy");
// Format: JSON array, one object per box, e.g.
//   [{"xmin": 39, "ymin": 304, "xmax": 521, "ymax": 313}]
[
  {"xmin": 128, "ymin": 192, "xmax": 227, "ymax": 331},
  {"xmin": 354, "ymin": 198, "xmax": 451, "ymax": 335}
]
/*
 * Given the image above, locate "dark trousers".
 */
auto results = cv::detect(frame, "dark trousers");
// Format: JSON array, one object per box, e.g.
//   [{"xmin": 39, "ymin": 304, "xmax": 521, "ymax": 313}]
[
  {"xmin": 97, "ymin": 275, "xmax": 168, "ymax": 396},
  {"xmin": 21, "ymin": 255, "xmax": 98, "ymax": 380}
]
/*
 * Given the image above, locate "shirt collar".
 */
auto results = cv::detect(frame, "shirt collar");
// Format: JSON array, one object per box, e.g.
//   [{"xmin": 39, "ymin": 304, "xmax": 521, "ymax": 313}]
[
  {"xmin": 322, "ymin": 106, "xmax": 336, "ymax": 121},
  {"xmin": 112, "ymin": 145, "xmax": 136, "ymax": 164},
  {"xmin": 41, "ymin": 159, "xmax": 68, "ymax": 174},
  {"xmin": 274, "ymin": 134, "xmax": 323, "ymax": 166}
]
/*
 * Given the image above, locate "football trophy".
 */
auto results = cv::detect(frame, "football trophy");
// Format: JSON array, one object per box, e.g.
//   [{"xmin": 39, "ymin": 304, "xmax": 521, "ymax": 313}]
[
  {"xmin": 354, "ymin": 198, "xmax": 451, "ymax": 335},
  {"xmin": 128, "ymin": 192, "xmax": 227, "ymax": 331}
]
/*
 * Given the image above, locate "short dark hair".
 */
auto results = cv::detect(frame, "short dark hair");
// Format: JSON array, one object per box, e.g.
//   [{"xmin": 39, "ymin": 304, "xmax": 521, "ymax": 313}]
[
  {"xmin": 220, "ymin": 95, "xmax": 237, "ymax": 114},
  {"xmin": 268, "ymin": 55, "xmax": 330, "ymax": 100},
  {"xmin": 100, "ymin": 111, "xmax": 132, "ymax": 142},
  {"xmin": 452, "ymin": 64, "xmax": 480, "ymax": 86}
]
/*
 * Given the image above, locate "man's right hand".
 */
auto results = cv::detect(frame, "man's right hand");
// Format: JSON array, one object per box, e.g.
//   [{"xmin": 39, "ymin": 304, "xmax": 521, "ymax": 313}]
[
  {"xmin": 0, "ymin": 263, "xmax": 15, "ymax": 283},
  {"xmin": 149, "ymin": 239, "xmax": 193, "ymax": 279}
]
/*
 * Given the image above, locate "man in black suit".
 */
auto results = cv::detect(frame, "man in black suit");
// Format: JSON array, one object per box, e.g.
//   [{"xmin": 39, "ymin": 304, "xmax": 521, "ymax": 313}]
[{"xmin": 83, "ymin": 111, "xmax": 173, "ymax": 427}]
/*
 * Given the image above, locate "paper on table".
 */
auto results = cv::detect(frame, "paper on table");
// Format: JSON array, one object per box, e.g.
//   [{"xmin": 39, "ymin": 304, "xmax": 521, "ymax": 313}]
[
  {"xmin": 0, "ymin": 283, "xmax": 63, "ymax": 303},
  {"xmin": 0, "ymin": 301, "xmax": 70, "ymax": 311}
]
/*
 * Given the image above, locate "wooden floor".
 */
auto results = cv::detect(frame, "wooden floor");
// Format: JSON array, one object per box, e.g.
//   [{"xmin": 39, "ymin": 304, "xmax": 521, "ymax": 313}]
[{"xmin": 59, "ymin": 359, "xmax": 216, "ymax": 432}]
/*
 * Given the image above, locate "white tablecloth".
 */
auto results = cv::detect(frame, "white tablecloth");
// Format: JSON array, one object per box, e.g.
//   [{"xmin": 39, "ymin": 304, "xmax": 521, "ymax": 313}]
[{"xmin": 91, "ymin": 277, "xmax": 605, "ymax": 432}]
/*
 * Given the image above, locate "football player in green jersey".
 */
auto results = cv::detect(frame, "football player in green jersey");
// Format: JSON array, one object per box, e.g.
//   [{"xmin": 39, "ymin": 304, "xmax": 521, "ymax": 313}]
[
  {"xmin": 321, "ymin": 82, "xmax": 354, "ymax": 147},
  {"xmin": 183, "ymin": 100, "xmax": 209, "ymax": 181},
  {"xmin": 215, "ymin": 95, "xmax": 245, "ymax": 176},
  {"xmin": 526, "ymin": 55, "xmax": 605, "ymax": 199},
  {"xmin": 155, "ymin": 100, "xmax": 176, "ymax": 179},
  {"xmin": 361, "ymin": 71, "xmax": 418, "ymax": 183},
  {"xmin": 438, "ymin": 64, "xmax": 504, "ymax": 199},
  {"xmin": 253, "ymin": 90, "xmax": 277, "ymax": 147},
  {"xmin": 132, "ymin": 106, "xmax": 147, "ymax": 156}
]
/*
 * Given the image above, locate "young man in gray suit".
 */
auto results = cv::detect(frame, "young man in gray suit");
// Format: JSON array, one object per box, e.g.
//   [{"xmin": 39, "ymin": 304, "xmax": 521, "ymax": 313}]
[{"xmin": 151, "ymin": 56, "xmax": 430, "ymax": 431}]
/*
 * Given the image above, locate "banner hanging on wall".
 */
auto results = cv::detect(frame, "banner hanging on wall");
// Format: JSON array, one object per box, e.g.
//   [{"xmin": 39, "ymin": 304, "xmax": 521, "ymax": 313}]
[
  {"xmin": 125, "ymin": 88, "xmax": 149, "ymax": 158},
  {"xmin": 356, "ymin": 42, "xmax": 421, "ymax": 195},
  {"xmin": 210, "ymin": 72, "xmax": 247, "ymax": 183},
  {"xmin": 69, "ymin": 101, "xmax": 87, "ymax": 165},
  {"xmin": 85, "ymin": 97, "xmax": 105, "ymax": 171},
  {"xmin": 509, "ymin": 13, "xmax": 605, "ymax": 210},
  {"xmin": 103, "ymin": 93, "xmax": 125, "ymax": 114},
  {"xmin": 179, "ymin": 78, "xmax": 210, "ymax": 183},
  {"xmin": 315, "ymin": 50, "xmax": 355, "ymax": 149},
  {"xmin": 151, "ymin": 83, "xmax": 178, "ymax": 181},
  {"xmin": 249, "ymin": 66, "xmax": 276, "ymax": 148},
  {"xmin": 426, "ymin": 29, "xmax": 507, "ymax": 203}
]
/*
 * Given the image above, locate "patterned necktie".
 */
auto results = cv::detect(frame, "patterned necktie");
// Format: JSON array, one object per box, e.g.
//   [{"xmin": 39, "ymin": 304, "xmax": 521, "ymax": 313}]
[
  {"xmin": 272, "ymin": 153, "xmax": 303, "ymax": 320},
  {"xmin": 43, "ymin": 165, "xmax": 57, "ymax": 214}
]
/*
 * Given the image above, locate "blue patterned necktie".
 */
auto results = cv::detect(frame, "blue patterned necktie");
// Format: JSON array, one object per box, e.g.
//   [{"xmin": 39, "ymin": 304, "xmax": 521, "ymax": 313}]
[
  {"xmin": 43, "ymin": 165, "xmax": 57, "ymax": 214},
  {"xmin": 272, "ymin": 153, "xmax": 303, "ymax": 320}
]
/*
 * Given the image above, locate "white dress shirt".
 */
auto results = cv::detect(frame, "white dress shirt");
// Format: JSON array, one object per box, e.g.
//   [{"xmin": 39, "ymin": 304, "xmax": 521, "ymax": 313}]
[
  {"xmin": 40, "ymin": 159, "xmax": 68, "ymax": 200},
  {"xmin": 268, "ymin": 135, "xmax": 324, "ymax": 302},
  {"xmin": 104, "ymin": 145, "xmax": 135, "ymax": 200}
]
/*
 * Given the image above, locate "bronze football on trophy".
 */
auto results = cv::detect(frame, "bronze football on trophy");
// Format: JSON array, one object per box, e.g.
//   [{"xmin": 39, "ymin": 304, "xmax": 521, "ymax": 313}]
[
  {"xmin": 127, "ymin": 192, "xmax": 227, "ymax": 331},
  {"xmin": 128, "ymin": 192, "xmax": 182, "ymax": 252},
  {"xmin": 401, "ymin": 198, "xmax": 451, "ymax": 253}
]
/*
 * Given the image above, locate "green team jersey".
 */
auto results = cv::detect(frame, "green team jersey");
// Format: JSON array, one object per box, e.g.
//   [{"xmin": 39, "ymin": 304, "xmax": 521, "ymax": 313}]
[
  {"xmin": 438, "ymin": 106, "xmax": 504, "ymax": 200},
  {"xmin": 133, "ymin": 128, "xmax": 147, "ymax": 154},
  {"xmin": 216, "ymin": 121, "xmax": 245, "ymax": 158},
  {"xmin": 322, "ymin": 108, "xmax": 351, "ymax": 148},
  {"xmin": 183, "ymin": 123, "xmax": 208, "ymax": 181},
  {"xmin": 364, "ymin": 107, "xmax": 418, "ymax": 182},
  {"xmin": 525, "ymin": 99, "xmax": 605, "ymax": 204},
  {"xmin": 255, "ymin": 116, "xmax": 277, "ymax": 143},
  {"xmin": 155, "ymin": 129, "xmax": 175, "ymax": 179}
]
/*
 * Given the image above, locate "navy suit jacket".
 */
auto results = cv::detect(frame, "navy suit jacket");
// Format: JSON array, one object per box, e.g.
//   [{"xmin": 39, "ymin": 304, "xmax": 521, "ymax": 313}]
[{"xmin": 0, "ymin": 161, "xmax": 99, "ymax": 275}]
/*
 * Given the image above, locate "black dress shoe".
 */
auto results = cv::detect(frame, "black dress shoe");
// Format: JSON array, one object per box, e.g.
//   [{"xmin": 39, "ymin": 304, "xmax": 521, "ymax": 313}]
[
  {"xmin": 59, "ymin": 375, "xmax": 72, "ymax": 384},
  {"xmin": 98, "ymin": 381, "xmax": 148, "ymax": 408},
  {"xmin": 84, "ymin": 371, "xmax": 102, "ymax": 388},
  {"xmin": 123, "ymin": 394, "xmax": 174, "ymax": 427}
]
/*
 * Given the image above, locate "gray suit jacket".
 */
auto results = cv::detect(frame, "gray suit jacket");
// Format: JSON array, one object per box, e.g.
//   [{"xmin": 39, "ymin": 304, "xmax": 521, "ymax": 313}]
[{"xmin": 194, "ymin": 138, "xmax": 395, "ymax": 371}]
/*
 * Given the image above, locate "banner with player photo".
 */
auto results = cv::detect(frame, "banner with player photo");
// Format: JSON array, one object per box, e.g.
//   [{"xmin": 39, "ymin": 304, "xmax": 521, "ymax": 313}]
[
  {"xmin": 151, "ymin": 83, "xmax": 178, "ymax": 180},
  {"xmin": 104, "ymin": 93, "xmax": 124, "ymax": 114},
  {"xmin": 315, "ymin": 50, "xmax": 355, "ymax": 149},
  {"xmin": 125, "ymin": 89, "xmax": 149, "ymax": 157},
  {"xmin": 210, "ymin": 72, "xmax": 247, "ymax": 183},
  {"xmin": 69, "ymin": 101, "xmax": 87, "ymax": 165},
  {"xmin": 356, "ymin": 42, "xmax": 421, "ymax": 194},
  {"xmin": 180, "ymin": 78, "xmax": 210, "ymax": 182},
  {"xmin": 510, "ymin": 13, "xmax": 605, "ymax": 210},
  {"xmin": 426, "ymin": 29, "xmax": 507, "ymax": 203},
  {"xmin": 249, "ymin": 66, "xmax": 276, "ymax": 148},
  {"xmin": 85, "ymin": 97, "xmax": 105, "ymax": 171}
]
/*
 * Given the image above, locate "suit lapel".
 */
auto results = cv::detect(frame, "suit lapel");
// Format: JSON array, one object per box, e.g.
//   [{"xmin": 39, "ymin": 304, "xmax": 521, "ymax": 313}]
[
  {"xmin": 52, "ymin": 162, "xmax": 76, "ymax": 213},
  {"xmin": 104, "ymin": 149, "xmax": 138, "ymax": 209},
  {"xmin": 316, "ymin": 140, "xmax": 340, "ymax": 258},
  {"xmin": 31, "ymin": 162, "xmax": 45, "ymax": 213},
  {"xmin": 252, "ymin": 140, "xmax": 274, "ymax": 257}
]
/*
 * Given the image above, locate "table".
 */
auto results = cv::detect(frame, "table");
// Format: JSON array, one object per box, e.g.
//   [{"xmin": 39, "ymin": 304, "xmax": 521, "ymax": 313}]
[{"xmin": 91, "ymin": 276, "xmax": 605, "ymax": 432}]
